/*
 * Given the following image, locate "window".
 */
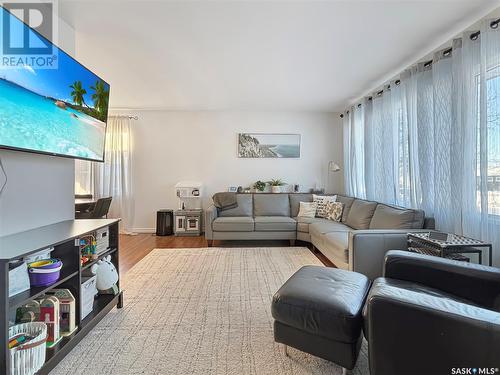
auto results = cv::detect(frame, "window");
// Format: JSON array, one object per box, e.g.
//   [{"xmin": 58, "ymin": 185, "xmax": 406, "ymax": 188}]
[
  {"xmin": 483, "ymin": 72, "xmax": 500, "ymax": 216},
  {"xmin": 75, "ymin": 160, "xmax": 93, "ymax": 195},
  {"xmin": 396, "ymin": 104, "xmax": 409, "ymax": 207}
]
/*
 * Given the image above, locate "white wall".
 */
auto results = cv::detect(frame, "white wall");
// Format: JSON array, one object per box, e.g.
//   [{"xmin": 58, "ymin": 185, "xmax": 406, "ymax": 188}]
[
  {"xmin": 0, "ymin": 151, "xmax": 74, "ymax": 236},
  {"xmin": 0, "ymin": 10, "xmax": 76, "ymax": 237},
  {"xmin": 121, "ymin": 110, "xmax": 343, "ymax": 232}
]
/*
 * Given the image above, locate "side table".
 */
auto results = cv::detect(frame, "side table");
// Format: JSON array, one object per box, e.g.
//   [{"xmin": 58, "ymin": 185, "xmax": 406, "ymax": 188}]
[{"xmin": 407, "ymin": 232, "xmax": 492, "ymax": 266}]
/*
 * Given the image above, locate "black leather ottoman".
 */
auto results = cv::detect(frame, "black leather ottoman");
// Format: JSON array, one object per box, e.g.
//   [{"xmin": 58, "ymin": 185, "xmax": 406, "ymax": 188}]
[{"xmin": 271, "ymin": 266, "xmax": 370, "ymax": 371}]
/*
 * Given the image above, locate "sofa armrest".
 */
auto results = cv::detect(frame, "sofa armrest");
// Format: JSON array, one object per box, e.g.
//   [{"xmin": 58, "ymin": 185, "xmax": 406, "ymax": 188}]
[
  {"xmin": 348, "ymin": 229, "xmax": 431, "ymax": 280},
  {"xmin": 364, "ymin": 278, "xmax": 500, "ymax": 375},
  {"xmin": 204, "ymin": 205, "xmax": 218, "ymax": 240},
  {"xmin": 384, "ymin": 250, "xmax": 500, "ymax": 311}
]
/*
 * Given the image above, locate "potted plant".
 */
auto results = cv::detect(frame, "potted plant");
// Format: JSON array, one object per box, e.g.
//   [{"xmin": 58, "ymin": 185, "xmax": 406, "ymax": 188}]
[
  {"xmin": 269, "ymin": 179, "xmax": 285, "ymax": 193},
  {"xmin": 253, "ymin": 180, "xmax": 266, "ymax": 193}
]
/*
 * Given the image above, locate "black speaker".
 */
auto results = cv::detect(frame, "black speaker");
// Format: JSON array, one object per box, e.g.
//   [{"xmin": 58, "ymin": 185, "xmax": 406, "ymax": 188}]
[{"xmin": 156, "ymin": 209, "xmax": 173, "ymax": 236}]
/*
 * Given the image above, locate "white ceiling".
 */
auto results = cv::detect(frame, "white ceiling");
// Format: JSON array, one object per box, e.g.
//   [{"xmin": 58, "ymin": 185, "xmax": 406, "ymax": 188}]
[{"xmin": 59, "ymin": 0, "xmax": 500, "ymax": 111}]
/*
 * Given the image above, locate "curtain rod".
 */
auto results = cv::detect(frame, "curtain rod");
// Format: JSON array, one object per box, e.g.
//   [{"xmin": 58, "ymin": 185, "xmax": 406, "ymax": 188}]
[
  {"xmin": 110, "ymin": 114, "xmax": 139, "ymax": 120},
  {"xmin": 469, "ymin": 18, "xmax": 500, "ymax": 40},
  {"xmin": 340, "ymin": 17, "xmax": 500, "ymax": 116},
  {"xmin": 421, "ymin": 18, "xmax": 500, "ymax": 68}
]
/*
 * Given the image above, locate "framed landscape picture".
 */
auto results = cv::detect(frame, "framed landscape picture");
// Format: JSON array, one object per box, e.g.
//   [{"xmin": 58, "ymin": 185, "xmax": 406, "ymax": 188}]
[{"xmin": 238, "ymin": 133, "xmax": 301, "ymax": 158}]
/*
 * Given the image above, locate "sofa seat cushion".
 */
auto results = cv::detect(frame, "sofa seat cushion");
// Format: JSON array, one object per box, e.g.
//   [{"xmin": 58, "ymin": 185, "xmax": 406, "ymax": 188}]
[
  {"xmin": 369, "ymin": 204, "xmax": 425, "ymax": 229},
  {"xmin": 254, "ymin": 194, "xmax": 291, "ymax": 216},
  {"xmin": 212, "ymin": 217, "xmax": 254, "ymax": 232},
  {"xmin": 218, "ymin": 194, "xmax": 253, "ymax": 217},
  {"xmin": 323, "ymin": 232, "xmax": 350, "ymax": 263},
  {"xmin": 294, "ymin": 216, "xmax": 325, "ymax": 233},
  {"xmin": 254, "ymin": 216, "xmax": 296, "ymax": 232},
  {"xmin": 345, "ymin": 199, "xmax": 378, "ymax": 230},
  {"xmin": 272, "ymin": 266, "xmax": 370, "ymax": 343},
  {"xmin": 309, "ymin": 220, "xmax": 351, "ymax": 237},
  {"xmin": 369, "ymin": 278, "xmax": 480, "ymax": 307}
]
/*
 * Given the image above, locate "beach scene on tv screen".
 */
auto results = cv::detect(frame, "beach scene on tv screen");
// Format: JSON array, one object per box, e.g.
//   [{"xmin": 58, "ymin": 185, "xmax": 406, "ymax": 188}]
[{"xmin": 0, "ymin": 8, "xmax": 109, "ymax": 161}]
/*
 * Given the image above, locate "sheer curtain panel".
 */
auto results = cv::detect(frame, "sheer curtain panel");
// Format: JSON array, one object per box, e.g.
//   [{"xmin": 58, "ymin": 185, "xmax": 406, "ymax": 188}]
[
  {"xmin": 343, "ymin": 19, "xmax": 500, "ymax": 266},
  {"xmin": 343, "ymin": 105, "xmax": 366, "ymax": 198},
  {"xmin": 92, "ymin": 116, "xmax": 135, "ymax": 234}
]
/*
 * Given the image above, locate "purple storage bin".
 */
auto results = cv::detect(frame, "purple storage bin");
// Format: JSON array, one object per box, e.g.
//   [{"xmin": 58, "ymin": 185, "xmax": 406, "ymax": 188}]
[{"xmin": 28, "ymin": 259, "xmax": 63, "ymax": 287}]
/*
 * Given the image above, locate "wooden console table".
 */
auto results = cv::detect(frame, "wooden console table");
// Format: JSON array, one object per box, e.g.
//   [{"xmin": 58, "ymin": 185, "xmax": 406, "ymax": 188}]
[{"xmin": 0, "ymin": 219, "xmax": 123, "ymax": 374}]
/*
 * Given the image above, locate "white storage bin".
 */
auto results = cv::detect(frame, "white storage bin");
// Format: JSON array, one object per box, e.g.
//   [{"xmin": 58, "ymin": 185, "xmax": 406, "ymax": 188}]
[
  {"xmin": 8, "ymin": 262, "xmax": 30, "ymax": 297},
  {"xmin": 81, "ymin": 276, "xmax": 98, "ymax": 320},
  {"xmin": 95, "ymin": 227, "xmax": 109, "ymax": 256},
  {"xmin": 9, "ymin": 322, "xmax": 47, "ymax": 375},
  {"xmin": 24, "ymin": 248, "xmax": 53, "ymax": 264}
]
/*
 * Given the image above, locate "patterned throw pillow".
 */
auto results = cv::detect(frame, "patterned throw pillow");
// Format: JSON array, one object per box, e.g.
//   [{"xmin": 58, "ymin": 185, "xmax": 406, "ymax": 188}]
[
  {"xmin": 326, "ymin": 201, "xmax": 343, "ymax": 222},
  {"xmin": 297, "ymin": 202, "xmax": 317, "ymax": 218},
  {"xmin": 313, "ymin": 195, "xmax": 337, "ymax": 218}
]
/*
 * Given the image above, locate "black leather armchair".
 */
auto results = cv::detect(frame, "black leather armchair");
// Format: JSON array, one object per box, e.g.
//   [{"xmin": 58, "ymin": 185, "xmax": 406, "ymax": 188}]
[{"xmin": 363, "ymin": 250, "xmax": 500, "ymax": 375}]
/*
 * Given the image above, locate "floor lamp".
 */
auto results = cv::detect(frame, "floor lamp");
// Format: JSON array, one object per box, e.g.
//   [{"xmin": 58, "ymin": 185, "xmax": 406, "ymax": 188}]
[{"xmin": 328, "ymin": 161, "xmax": 341, "ymax": 193}]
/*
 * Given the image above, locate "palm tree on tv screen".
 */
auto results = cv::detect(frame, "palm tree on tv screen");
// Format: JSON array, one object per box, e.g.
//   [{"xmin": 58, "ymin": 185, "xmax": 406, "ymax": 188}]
[
  {"xmin": 90, "ymin": 80, "xmax": 109, "ymax": 117},
  {"xmin": 69, "ymin": 81, "xmax": 87, "ymax": 107}
]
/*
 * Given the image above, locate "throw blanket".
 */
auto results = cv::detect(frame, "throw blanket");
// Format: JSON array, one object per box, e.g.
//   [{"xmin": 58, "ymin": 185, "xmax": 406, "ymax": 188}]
[{"xmin": 213, "ymin": 192, "xmax": 238, "ymax": 211}]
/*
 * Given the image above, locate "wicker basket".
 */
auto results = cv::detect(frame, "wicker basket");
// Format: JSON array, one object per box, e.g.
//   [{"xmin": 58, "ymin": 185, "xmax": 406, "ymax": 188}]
[{"xmin": 9, "ymin": 322, "xmax": 47, "ymax": 375}]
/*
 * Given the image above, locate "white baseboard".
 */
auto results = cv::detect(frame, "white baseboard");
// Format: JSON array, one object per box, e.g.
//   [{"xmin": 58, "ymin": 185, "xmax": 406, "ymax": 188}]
[{"xmin": 132, "ymin": 228, "xmax": 156, "ymax": 233}]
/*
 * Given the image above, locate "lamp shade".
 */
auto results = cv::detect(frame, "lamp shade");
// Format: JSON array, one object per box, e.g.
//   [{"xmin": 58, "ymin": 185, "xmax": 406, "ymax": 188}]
[{"xmin": 329, "ymin": 161, "xmax": 341, "ymax": 172}]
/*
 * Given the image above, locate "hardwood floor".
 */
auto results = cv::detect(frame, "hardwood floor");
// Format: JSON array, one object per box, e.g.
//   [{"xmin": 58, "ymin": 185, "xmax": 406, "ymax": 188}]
[{"xmin": 119, "ymin": 234, "xmax": 334, "ymax": 274}]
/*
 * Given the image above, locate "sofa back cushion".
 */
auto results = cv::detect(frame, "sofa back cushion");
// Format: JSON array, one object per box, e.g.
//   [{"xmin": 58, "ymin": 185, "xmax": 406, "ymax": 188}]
[
  {"xmin": 369, "ymin": 204, "xmax": 425, "ymax": 229},
  {"xmin": 218, "ymin": 194, "xmax": 253, "ymax": 217},
  {"xmin": 345, "ymin": 199, "xmax": 378, "ymax": 229},
  {"xmin": 254, "ymin": 194, "xmax": 290, "ymax": 216},
  {"xmin": 289, "ymin": 193, "xmax": 312, "ymax": 217},
  {"xmin": 336, "ymin": 195, "xmax": 355, "ymax": 222}
]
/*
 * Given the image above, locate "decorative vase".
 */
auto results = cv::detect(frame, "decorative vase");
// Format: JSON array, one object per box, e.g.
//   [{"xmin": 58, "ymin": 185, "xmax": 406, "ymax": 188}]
[{"xmin": 271, "ymin": 186, "xmax": 281, "ymax": 193}]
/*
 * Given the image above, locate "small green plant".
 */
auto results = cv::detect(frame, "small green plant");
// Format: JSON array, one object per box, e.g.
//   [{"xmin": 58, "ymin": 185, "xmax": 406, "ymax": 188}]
[
  {"xmin": 253, "ymin": 180, "xmax": 267, "ymax": 191},
  {"xmin": 269, "ymin": 179, "xmax": 285, "ymax": 186}
]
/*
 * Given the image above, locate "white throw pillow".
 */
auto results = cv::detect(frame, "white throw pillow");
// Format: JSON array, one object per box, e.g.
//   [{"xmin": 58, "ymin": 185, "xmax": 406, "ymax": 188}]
[
  {"xmin": 326, "ymin": 201, "xmax": 343, "ymax": 222},
  {"xmin": 297, "ymin": 202, "xmax": 317, "ymax": 218},
  {"xmin": 313, "ymin": 194, "xmax": 337, "ymax": 218}
]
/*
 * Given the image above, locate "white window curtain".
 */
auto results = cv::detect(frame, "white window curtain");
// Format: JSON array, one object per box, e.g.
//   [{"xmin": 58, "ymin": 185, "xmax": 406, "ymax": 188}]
[
  {"xmin": 343, "ymin": 105, "xmax": 366, "ymax": 198},
  {"xmin": 343, "ymin": 19, "xmax": 500, "ymax": 266},
  {"xmin": 343, "ymin": 110, "xmax": 354, "ymax": 196},
  {"xmin": 75, "ymin": 116, "xmax": 135, "ymax": 234}
]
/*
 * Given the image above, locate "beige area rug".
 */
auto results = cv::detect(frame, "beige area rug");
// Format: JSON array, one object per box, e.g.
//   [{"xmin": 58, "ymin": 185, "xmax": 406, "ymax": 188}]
[{"xmin": 51, "ymin": 247, "xmax": 369, "ymax": 375}]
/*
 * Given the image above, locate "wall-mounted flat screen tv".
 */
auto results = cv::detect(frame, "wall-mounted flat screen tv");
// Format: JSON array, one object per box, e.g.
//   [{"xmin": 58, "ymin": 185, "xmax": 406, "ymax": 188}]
[{"xmin": 0, "ymin": 6, "xmax": 109, "ymax": 162}]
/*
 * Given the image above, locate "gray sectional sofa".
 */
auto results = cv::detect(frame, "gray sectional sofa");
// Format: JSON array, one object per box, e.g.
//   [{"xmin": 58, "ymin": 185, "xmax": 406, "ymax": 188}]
[{"xmin": 205, "ymin": 193, "xmax": 434, "ymax": 279}]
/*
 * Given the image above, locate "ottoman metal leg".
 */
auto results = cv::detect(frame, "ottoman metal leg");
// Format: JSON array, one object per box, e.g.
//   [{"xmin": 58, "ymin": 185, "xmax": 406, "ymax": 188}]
[{"xmin": 284, "ymin": 345, "xmax": 289, "ymax": 357}]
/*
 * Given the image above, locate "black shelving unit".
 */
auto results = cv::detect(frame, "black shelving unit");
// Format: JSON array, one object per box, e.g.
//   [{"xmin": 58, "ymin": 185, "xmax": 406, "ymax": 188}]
[{"xmin": 0, "ymin": 219, "xmax": 123, "ymax": 375}]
